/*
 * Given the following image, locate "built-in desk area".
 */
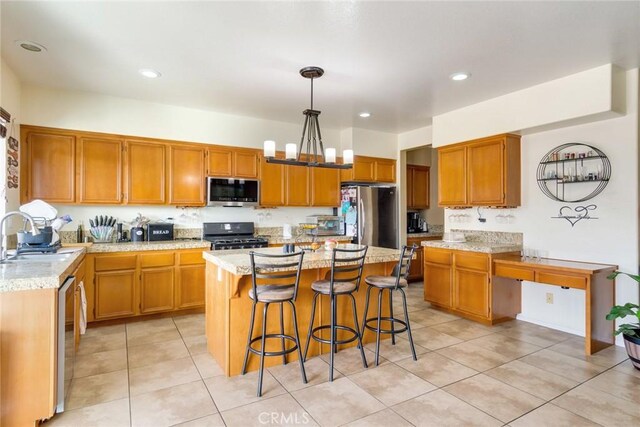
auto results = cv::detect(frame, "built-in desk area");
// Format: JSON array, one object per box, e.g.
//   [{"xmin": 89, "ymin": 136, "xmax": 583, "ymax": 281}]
[{"xmin": 493, "ymin": 255, "xmax": 617, "ymax": 355}]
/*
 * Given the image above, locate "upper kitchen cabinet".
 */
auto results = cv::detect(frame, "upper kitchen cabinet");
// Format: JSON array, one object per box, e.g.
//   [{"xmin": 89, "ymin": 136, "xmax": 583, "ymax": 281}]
[
  {"xmin": 233, "ymin": 148, "xmax": 260, "ymax": 178},
  {"xmin": 206, "ymin": 146, "xmax": 260, "ymax": 178},
  {"xmin": 438, "ymin": 145, "xmax": 467, "ymax": 206},
  {"xmin": 407, "ymin": 164, "xmax": 430, "ymax": 209},
  {"xmin": 438, "ymin": 133, "xmax": 521, "ymax": 207},
  {"xmin": 206, "ymin": 146, "xmax": 233, "ymax": 177},
  {"xmin": 125, "ymin": 140, "xmax": 167, "ymax": 204},
  {"xmin": 259, "ymin": 154, "xmax": 285, "ymax": 207},
  {"xmin": 21, "ymin": 127, "xmax": 76, "ymax": 204},
  {"xmin": 77, "ymin": 137, "xmax": 123, "ymax": 204},
  {"xmin": 340, "ymin": 155, "xmax": 396, "ymax": 183},
  {"xmin": 311, "ymin": 167, "xmax": 341, "ymax": 207},
  {"xmin": 285, "ymin": 164, "xmax": 310, "ymax": 206},
  {"xmin": 168, "ymin": 144, "xmax": 206, "ymax": 206}
]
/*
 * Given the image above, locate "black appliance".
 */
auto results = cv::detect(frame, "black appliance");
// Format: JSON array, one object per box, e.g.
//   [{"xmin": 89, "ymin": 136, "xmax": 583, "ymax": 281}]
[
  {"xmin": 147, "ymin": 223, "xmax": 174, "ymax": 241},
  {"xmin": 203, "ymin": 222, "xmax": 268, "ymax": 250},
  {"xmin": 207, "ymin": 177, "xmax": 260, "ymax": 207},
  {"xmin": 407, "ymin": 212, "xmax": 421, "ymax": 233}
]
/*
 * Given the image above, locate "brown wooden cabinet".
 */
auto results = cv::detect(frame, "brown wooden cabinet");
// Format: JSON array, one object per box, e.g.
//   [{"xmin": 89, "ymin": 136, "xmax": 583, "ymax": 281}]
[
  {"xmin": 177, "ymin": 250, "xmax": 206, "ymax": 309},
  {"xmin": 341, "ymin": 155, "xmax": 396, "ymax": 183},
  {"xmin": 207, "ymin": 146, "xmax": 233, "ymax": 177},
  {"xmin": 77, "ymin": 137, "xmax": 123, "ymax": 204},
  {"xmin": 311, "ymin": 167, "xmax": 341, "ymax": 206},
  {"xmin": 95, "ymin": 270, "xmax": 137, "ymax": 319},
  {"xmin": 234, "ymin": 148, "xmax": 260, "ymax": 178},
  {"xmin": 438, "ymin": 133, "xmax": 521, "ymax": 207},
  {"xmin": 423, "ymin": 247, "xmax": 520, "ymax": 324},
  {"xmin": 168, "ymin": 144, "xmax": 206, "ymax": 205},
  {"xmin": 86, "ymin": 249, "xmax": 206, "ymax": 323},
  {"xmin": 407, "ymin": 165, "xmax": 430, "ymax": 209},
  {"xmin": 286, "ymin": 164, "xmax": 311, "ymax": 206},
  {"xmin": 126, "ymin": 140, "xmax": 167, "ymax": 204},
  {"xmin": 438, "ymin": 145, "xmax": 467, "ymax": 206},
  {"xmin": 207, "ymin": 146, "xmax": 260, "ymax": 178},
  {"xmin": 407, "ymin": 236, "xmax": 441, "ymax": 282},
  {"xmin": 21, "ymin": 128, "xmax": 76, "ymax": 203},
  {"xmin": 259, "ymin": 154, "xmax": 285, "ymax": 207},
  {"xmin": 140, "ymin": 267, "xmax": 175, "ymax": 314}
]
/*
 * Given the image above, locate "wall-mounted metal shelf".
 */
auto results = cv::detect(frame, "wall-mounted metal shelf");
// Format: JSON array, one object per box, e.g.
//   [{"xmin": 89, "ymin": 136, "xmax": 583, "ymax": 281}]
[{"xmin": 536, "ymin": 143, "xmax": 611, "ymax": 203}]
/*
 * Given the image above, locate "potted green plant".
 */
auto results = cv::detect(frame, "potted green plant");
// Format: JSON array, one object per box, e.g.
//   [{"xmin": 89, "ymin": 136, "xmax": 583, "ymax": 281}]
[{"xmin": 606, "ymin": 271, "xmax": 640, "ymax": 370}]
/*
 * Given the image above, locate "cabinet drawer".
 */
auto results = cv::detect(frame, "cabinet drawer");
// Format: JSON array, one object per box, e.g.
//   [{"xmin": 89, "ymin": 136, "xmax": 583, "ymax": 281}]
[
  {"xmin": 140, "ymin": 252, "xmax": 175, "ymax": 268},
  {"xmin": 424, "ymin": 249, "xmax": 452, "ymax": 265},
  {"xmin": 455, "ymin": 252, "xmax": 489, "ymax": 271},
  {"xmin": 95, "ymin": 254, "xmax": 137, "ymax": 272},
  {"xmin": 179, "ymin": 250, "xmax": 206, "ymax": 265},
  {"xmin": 494, "ymin": 264, "xmax": 534, "ymax": 281},
  {"xmin": 535, "ymin": 272, "xmax": 586, "ymax": 290}
]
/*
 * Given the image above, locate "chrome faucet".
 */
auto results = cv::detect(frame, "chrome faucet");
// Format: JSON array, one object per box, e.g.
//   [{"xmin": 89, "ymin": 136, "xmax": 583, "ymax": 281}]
[{"xmin": 0, "ymin": 211, "xmax": 41, "ymax": 262}]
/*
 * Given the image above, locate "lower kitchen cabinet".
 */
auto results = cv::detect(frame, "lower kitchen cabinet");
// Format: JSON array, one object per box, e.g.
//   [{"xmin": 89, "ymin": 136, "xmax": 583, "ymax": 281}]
[
  {"xmin": 423, "ymin": 247, "xmax": 518, "ymax": 324},
  {"xmin": 177, "ymin": 264, "xmax": 206, "ymax": 309},
  {"xmin": 140, "ymin": 267, "xmax": 175, "ymax": 314},
  {"xmin": 86, "ymin": 248, "xmax": 206, "ymax": 322},
  {"xmin": 95, "ymin": 270, "xmax": 137, "ymax": 319}
]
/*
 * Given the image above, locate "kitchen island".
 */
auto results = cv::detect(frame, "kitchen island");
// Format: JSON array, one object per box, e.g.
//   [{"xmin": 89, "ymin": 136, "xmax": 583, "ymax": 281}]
[{"xmin": 203, "ymin": 245, "xmax": 401, "ymax": 376}]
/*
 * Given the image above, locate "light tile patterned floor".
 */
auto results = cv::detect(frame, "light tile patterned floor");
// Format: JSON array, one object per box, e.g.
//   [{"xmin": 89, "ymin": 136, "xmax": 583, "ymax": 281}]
[{"xmin": 44, "ymin": 283, "xmax": 638, "ymax": 427}]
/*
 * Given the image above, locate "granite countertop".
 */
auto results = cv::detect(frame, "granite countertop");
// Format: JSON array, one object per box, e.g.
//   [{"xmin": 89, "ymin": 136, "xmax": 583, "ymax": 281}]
[
  {"xmin": 203, "ymin": 244, "xmax": 400, "ymax": 275},
  {"xmin": 0, "ymin": 247, "xmax": 87, "ymax": 293},
  {"xmin": 87, "ymin": 239, "xmax": 211, "ymax": 253},
  {"xmin": 406, "ymin": 232, "xmax": 444, "ymax": 238},
  {"xmin": 421, "ymin": 240, "xmax": 522, "ymax": 254},
  {"xmin": 265, "ymin": 235, "xmax": 353, "ymax": 244}
]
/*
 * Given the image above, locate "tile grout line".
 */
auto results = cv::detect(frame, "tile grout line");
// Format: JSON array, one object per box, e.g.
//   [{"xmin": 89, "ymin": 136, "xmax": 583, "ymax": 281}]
[
  {"xmin": 125, "ymin": 320, "xmax": 133, "ymax": 427},
  {"xmin": 172, "ymin": 315, "xmax": 227, "ymax": 426}
]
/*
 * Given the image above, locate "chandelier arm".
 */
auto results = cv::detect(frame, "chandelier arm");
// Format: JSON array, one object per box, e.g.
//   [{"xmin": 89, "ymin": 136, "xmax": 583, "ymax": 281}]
[
  {"xmin": 315, "ymin": 114, "xmax": 325, "ymax": 163},
  {"xmin": 298, "ymin": 113, "xmax": 309, "ymax": 161}
]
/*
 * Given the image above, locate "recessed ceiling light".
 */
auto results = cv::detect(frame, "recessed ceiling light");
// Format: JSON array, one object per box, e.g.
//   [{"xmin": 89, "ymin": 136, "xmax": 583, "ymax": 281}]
[
  {"xmin": 359, "ymin": 112, "xmax": 371, "ymax": 118},
  {"xmin": 139, "ymin": 69, "xmax": 161, "ymax": 79},
  {"xmin": 450, "ymin": 72, "xmax": 470, "ymax": 81},
  {"xmin": 15, "ymin": 40, "xmax": 46, "ymax": 53}
]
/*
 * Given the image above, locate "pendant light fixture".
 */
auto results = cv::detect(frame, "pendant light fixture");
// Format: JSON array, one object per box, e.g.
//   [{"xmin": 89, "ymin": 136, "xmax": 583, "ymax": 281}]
[{"xmin": 264, "ymin": 66, "xmax": 353, "ymax": 169}]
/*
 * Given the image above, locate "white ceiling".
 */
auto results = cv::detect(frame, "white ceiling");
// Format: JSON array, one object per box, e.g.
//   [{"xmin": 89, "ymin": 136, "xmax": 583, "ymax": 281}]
[{"xmin": 1, "ymin": 1, "xmax": 639, "ymax": 133}]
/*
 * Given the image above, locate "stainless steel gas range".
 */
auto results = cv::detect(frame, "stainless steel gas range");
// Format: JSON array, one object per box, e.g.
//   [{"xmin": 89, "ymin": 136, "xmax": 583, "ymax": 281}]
[{"xmin": 202, "ymin": 222, "xmax": 269, "ymax": 250}]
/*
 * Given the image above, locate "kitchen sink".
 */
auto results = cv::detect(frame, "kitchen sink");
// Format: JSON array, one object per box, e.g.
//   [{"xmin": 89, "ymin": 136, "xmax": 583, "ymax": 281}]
[{"xmin": 1, "ymin": 251, "xmax": 77, "ymax": 264}]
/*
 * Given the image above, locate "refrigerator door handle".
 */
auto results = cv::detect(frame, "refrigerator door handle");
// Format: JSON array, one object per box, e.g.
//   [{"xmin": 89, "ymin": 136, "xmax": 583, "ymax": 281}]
[{"xmin": 359, "ymin": 198, "xmax": 365, "ymax": 241}]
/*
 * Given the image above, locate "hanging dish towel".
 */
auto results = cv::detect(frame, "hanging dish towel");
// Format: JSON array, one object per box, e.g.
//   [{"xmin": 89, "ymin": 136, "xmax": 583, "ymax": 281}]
[{"xmin": 78, "ymin": 281, "xmax": 87, "ymax": 334}]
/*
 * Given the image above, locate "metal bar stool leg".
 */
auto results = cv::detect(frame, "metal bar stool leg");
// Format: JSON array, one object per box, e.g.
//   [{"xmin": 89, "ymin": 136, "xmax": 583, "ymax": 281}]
[
  {"xmin": 257, "ymin": 302, "xmax": 270, "ymax": 397},
  {"xmin": 349, "ymin": 293, "xmax": 368, "ymax": 369},
  {"xmin": 375, "ymin": 288, "xmax": 383, "ymax": 366},
  {"xmin": 360, "ymin": 285, "xmax": 373, "ymax": 346},
  {"xmin": 329, "ymin": 294, "xmax": 336, "ymax": 381},
  {"xmin": 280, "ymin": 303, "xmax": 287, "ymax": 365},
  {"xmin": 288, "ymin": 300, "xmax": 308, "ymax": 384},
  {"xmin": 333, "ymin": 296, "xmax": 339, "ymax": 354},
  {"xmin": 389, "ymin": 291, "xmax": 396, "ymax": 345},
  {"xmin": 399, "ymin": 288, "xmax": 417, "ymax": 361},
  {"xmin": 303, "ymin": 292, "xmax": 319, "ymax": 362},
  {"xmin": 241, "ymin": 301, "xmax": 258, "ymax": 375}
]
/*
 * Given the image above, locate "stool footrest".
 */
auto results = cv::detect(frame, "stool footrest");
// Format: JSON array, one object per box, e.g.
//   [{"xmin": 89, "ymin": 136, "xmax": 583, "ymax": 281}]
[
  {"xmin": 364, "ymin": 317, "xmax": 408, "ymax": 335},
  {"xmin": 310, "ymin": 324, "xmax": 360, "ymax": 346},
  {"xmin": 248, "ymin": 334, "xmax": 299, "ymax": 357}
]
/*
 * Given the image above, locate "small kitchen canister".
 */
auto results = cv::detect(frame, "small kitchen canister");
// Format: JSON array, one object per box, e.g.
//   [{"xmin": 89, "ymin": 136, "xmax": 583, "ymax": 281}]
[{"xmin": 131, "ymin": 227, "xmax": 144, "ymax": 242}]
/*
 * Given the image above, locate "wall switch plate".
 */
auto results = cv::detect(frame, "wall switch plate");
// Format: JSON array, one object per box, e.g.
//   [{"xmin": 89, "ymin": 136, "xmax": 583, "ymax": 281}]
[{"xmin": 546, "ymin": 293, "xmax": 554, "ymax": 304}]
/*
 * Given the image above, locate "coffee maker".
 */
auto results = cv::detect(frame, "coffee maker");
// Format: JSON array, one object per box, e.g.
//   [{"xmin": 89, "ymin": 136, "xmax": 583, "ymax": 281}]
[{"xmin": 407, "ymin": 212, "xmax": 421, "ymax": 233}]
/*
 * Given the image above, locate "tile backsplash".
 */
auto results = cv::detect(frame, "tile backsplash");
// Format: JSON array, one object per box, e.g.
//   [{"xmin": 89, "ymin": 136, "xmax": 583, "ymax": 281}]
[{"xmin": 451, "ymin": 229, "xmax": 523, "ymax": 244}]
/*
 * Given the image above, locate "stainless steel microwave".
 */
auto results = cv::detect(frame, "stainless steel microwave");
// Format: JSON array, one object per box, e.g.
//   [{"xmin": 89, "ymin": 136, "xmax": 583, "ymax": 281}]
[{"xmin": 207, "ymin": 177, "xmax": 260, "ymax": 207}]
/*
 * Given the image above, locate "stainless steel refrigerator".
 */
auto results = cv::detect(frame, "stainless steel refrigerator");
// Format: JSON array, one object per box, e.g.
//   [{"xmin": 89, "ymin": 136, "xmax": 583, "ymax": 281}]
[{"xmin": 340, "ymin": 185, "xmax": 398, "ymax": 249}]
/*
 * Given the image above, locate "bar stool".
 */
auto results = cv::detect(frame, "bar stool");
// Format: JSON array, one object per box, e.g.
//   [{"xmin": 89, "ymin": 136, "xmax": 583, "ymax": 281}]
[
  {"xmin": 362, "ymin": 245, "xmax": 418, "ymax": 366},
  {"xmin": 241, "ymin": 251, "xmax": 307, "ymax": 397},
  {"xmin": 303, "ymin": 245, "xmax": 368, "ymax": 382}
]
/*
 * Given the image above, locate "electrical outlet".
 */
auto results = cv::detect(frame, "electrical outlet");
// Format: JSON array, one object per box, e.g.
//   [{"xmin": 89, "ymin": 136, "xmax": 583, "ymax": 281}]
[{"xmin": 546, "ymin": 293, "xmax": 554, "ymax": 304}]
